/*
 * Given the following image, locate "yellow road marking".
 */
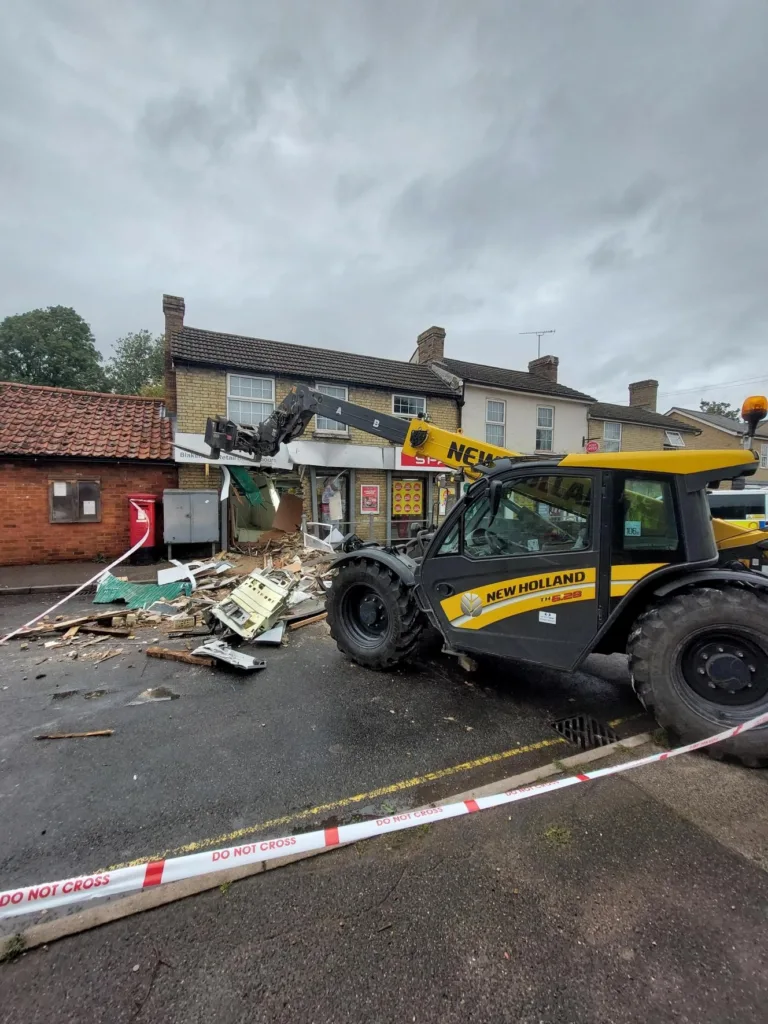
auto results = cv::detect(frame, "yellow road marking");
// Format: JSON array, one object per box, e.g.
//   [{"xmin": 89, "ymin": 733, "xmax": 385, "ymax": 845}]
[{"xmin": 104, "ymin": 713, "xmax": 644, "ymax": 871}]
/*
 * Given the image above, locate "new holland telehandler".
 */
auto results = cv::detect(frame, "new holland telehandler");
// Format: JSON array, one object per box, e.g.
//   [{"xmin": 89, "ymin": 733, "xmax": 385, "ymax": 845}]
[{"xmin": 205, "ymin": 389, "xmax": 768, "ymax": 766}]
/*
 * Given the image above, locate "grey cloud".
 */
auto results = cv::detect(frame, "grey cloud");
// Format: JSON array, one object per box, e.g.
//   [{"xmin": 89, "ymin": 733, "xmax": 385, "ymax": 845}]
[{"xmin": 1, "ymin": 0, "xmax": 768, "ymax": 409}]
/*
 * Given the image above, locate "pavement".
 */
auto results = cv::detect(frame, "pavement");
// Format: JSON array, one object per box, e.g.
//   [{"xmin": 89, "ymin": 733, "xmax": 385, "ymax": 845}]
[
  {"xmin": 2, "ymin": 755, "xmax": 767, "ymax": 1024},
  {"xmin": 0, "ymin": 560, "xmax": 173, "ymax": 594}
]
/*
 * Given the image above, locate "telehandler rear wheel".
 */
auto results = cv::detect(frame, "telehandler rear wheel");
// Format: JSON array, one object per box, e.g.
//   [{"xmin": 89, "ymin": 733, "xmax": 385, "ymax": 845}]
[
  {"xmin": 327, "ymin": 558, "xmax": 426, "ymax": 669},
  {"xmin": 628, "ymin": 586, "xmax": 768, "ymax": 767}
]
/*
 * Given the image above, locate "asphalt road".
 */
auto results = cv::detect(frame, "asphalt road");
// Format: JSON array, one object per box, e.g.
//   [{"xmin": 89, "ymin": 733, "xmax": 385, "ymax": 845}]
[
  {"xmin": 3, "ymin": 758, "xmax": 767, "ymax": 1024},
  {"xmin": 0, "ymin": 592, "xmax": 647, "ymax": 921}
]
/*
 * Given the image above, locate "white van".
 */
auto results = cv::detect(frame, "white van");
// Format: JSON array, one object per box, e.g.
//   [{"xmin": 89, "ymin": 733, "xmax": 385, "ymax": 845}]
[{"xmin": 707, "ymin": 487, "xmax": 768, "ymax": 531}]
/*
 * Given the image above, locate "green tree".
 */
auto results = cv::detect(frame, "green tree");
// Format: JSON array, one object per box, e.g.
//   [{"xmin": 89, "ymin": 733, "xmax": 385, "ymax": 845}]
[
  {"xmin": 0, "ymin": 306, "xmax": 106, "ymax": 390},
  {"xmin": 106, "ymin": 330, "xmax": 164, "ymax": 395},
  {"xmin": 700, "ymin": 400, "xmax": 739, "ymax": 420}
]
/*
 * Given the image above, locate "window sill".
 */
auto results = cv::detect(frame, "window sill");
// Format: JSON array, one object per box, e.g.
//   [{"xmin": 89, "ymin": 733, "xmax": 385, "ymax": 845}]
[{"xmin": 313, "ymin": 431, "xmax": 350, "ymax": 439}]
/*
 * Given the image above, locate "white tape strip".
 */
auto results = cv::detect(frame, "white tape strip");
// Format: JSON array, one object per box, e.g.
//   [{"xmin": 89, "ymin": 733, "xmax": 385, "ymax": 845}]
[
  {"xmin": 2, "ymin": 710, "xmax": 766, "ymax": 920},
  {"xmin": 0, "ymin": 502, "xmax": 151, "ymax": 645}
]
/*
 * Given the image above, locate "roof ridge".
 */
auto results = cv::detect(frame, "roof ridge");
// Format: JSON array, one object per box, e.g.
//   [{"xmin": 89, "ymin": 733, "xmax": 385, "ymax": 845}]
[
  {"xmin": 177, "ymin": 325, "xmax": 446, "ymax": 374},
  {"xmin": 0, "ymin": 381, "xmax": 164, "ymax": 402}
]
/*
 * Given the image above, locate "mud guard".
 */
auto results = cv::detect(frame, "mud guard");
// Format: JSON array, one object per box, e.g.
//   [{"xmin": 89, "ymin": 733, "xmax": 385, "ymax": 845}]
[{"xmin": 330, "ymin": 548, "xmax": 418, "ymax": 587}]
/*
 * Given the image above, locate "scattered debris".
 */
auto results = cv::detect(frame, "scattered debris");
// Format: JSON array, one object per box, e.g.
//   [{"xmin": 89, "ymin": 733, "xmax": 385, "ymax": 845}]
[
  {"xmin": 36, "ymin": 730, "xmax": 113, "ymax": 740},
  {"xmin": 83, "ymin": 690, "xmax": 108, "ymax": 700},
  {"xmin": 253, "ymin": 622, "xmax": 286, "ymax": 645},
  {"xmin": 96, "ymin": 648, "xmax": 123, "ymax": 664},
  {"xmin": 147, "ymin": 601, "xmax": 178, "ymax": 616},
  {"xmin": 281, "ymin": 598, "xmax": 327, "ymax": 625},
  {"xmin": 51, "ymin": 690, "xmax": 80, "ymax": 700},
  {"xmin": 128, "ymin": 686, "xmax": 180, "ymax": 705},
  {"xmin": 62, "ymin": 626, "xmax": 80, "ymax": 640},
  {"xmin": 146, "ymin": 646, "xmax": 215, "ymax": 667},
  {"xmin": 192, "ymin": 640, "xmax": 267, "ymax": 672},
  {"xmin": 80, "ymin": 624, "xmax": 131, "ymax": 638}
]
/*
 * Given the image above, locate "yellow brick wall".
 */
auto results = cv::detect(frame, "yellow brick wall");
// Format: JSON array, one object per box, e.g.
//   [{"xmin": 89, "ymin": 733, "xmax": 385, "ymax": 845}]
[
  {"xmin": 174, "ymin": 367, "xmax": 459, "ymax": 440},
  {"xmin": 589, "ymin": 419, "xmax": 667, "ymax": 451},
  {"xmin": 178, "ymin": 465, "xmax": 223, "ymax": 490}
]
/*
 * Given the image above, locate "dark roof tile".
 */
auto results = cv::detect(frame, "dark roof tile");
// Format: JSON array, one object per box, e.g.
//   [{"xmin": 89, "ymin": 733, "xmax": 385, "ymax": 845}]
[
  {"xmin": 589, "ymin": 402, "xmax": 699, "ymax": 432},
  {"xmin": 172, "ymin": 326, "xmax": 457, "ymax": 397},
  {"xmin": 439, "ymin": 357, "xmax": 596, "ymax": 403}
]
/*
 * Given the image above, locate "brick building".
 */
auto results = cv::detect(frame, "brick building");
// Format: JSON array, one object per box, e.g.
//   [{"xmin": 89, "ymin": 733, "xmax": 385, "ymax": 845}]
[
  {"xmin": 666, "ymin": 406, "xmax": 768, "ymax": 485},
  {"xmin": 0, "ymin": 383, "xmax": 176, "ymax": 565},
  {"xmin": 587, "ymin": 380, "xmax": 700, "ymax": 452},
  {"xmin": 163, "ymin": 296, "xmax": 461, "ymax": 544}
]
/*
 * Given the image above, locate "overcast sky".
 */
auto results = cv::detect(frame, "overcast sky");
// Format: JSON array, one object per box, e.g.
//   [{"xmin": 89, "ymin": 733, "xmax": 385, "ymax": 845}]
[{"xmin": 2, "ymin": 0, "xmax": 767, "ymax": 407}]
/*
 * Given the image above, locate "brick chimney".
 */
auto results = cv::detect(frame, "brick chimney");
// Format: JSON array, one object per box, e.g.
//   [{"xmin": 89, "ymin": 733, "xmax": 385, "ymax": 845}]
[
  {"xmin": 162, "ymin": 294, "xmax": 185, "ymax": 414},
  {"xmin": 527, "ymin": 355, "xmax": 559, "ymax": 383},
  {"xmin": 414, "ymin": 326, "xmax": 446, "ymax": 364},
  {"xmin": 628, "ymin": 379, "xmax": 658, "ymax": 412}
]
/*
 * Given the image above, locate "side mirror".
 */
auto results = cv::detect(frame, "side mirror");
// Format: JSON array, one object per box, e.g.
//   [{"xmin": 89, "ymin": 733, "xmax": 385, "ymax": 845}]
[{"xmin": 489, "ymin": 479, "xmax": 503, "ymax": 520}]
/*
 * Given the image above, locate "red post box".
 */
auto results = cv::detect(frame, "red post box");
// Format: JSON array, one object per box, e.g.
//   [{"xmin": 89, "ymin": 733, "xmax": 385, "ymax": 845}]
[{"xmin": 128, "ymin": 494, "xmax": 159, "ymax": 557}]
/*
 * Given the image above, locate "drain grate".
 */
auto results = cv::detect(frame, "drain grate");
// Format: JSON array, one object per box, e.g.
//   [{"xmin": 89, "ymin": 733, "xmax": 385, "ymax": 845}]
[{"xmin": 552, "ymin": 715, "xmax": 618, "ymax": 751}]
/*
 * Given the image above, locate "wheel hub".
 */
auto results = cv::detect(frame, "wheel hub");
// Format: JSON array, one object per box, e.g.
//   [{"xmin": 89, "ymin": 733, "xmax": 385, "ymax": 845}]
[
  {"xmin": 681, "ymin": 633, "xmax": 767, "ymax": 706},
  {"xmin": 698, "ymin": 646, "xmax": 752, "ymax": 692},
  {"xmin": 359, "ymin": 594, "xmax": 385, "ymax": 628}
]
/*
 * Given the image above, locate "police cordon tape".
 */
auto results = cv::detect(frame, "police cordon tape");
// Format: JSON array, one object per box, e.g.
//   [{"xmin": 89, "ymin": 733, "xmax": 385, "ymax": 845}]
[
  {"xmin": 2, "ymin": 710, "xmax": 767, "ymax": 920},
  {"xmin": 0, "ymin": 502, "xmax": 151, "ymax": 646}
]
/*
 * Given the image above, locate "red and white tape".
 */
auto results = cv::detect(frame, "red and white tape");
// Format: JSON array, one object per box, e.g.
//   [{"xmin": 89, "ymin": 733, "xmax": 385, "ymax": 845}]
[
  {"xmin": 2, "ymin": 710, "xmax": 766, "ymax": 920},
  {"xmin": 0, "ymin": 504, "xmax": 150, "ymax": 646}
]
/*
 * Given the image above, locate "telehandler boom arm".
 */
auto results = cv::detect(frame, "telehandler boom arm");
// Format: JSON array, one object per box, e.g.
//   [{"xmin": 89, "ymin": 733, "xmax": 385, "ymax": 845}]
[{"xmin": 204, "ymin": 382, "xmax": 519, "ymax": 478}]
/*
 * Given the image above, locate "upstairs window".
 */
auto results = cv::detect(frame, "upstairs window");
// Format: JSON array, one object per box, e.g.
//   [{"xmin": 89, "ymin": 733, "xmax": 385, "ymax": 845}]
[
  {"xmin": 536, "ymin": 406, "xmax": 554, "ymax": 451},
  {"xmin": 227, "ymin": 375, "xmax": 275, "ymax": 425},
  {"xmin": 393, "ymin": 394, "xmax": 426, "ymax": 419},
  {"xmin": 664, "ymin": 430, "xmax": 685, "ymax": 448},
  {"xmin": 603, "ymin": 421, "xmax": 622, "ymax": 452},
  {"xmin": 486, "ymin": 399, "xmax": 505, "ymax": 447}
]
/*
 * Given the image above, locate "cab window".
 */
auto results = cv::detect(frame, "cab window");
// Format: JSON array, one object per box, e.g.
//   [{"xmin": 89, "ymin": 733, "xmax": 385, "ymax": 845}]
[
  {"xmin": 462, "ymin": 475, "xmax": 592, "ymax": 559},
  {"xmin": 615, "ymin": 477, "xmax": 679, "ymax": 559}
]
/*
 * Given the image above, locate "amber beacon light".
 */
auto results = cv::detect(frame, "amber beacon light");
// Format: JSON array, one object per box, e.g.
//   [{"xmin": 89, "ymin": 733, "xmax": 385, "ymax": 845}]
[{"xmin": 741, "ymin": 395, "xmax": 768, "ymax": 440}]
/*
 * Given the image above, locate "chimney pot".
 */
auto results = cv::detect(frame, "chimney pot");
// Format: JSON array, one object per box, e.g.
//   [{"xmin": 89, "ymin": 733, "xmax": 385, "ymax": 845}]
[
  {"xmin": 527, "ymin": 355, "xmax": 559, "ymax": 383},
  {"xmin": 415, "ymin": 326, "xmax": 446, "ymax": 364}
]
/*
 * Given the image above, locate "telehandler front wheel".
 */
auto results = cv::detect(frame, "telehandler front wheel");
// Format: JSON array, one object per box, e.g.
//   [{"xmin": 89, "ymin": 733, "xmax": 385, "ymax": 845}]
[
  {"xmin": 327, "ymin": 558, "xmax": 426, "ymax": 670},
  {"xmin": 628, "ymin": 586, "xmax": 768, "ymax": 767}
]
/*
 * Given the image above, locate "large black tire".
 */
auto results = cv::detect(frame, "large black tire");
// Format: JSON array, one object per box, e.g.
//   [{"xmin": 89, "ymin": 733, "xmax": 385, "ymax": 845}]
[
  {"xmin": 326, "ymin": 558, "xmax": 426, "ymax": 669},
  {"xmin": 628, "ymin": 586, "xmax": 768, "ymax": 767}
]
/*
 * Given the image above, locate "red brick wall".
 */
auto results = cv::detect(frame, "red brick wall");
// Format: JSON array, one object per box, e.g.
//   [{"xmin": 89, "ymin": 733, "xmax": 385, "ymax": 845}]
[{"xmin": 0, "ymin": 461, "xmax": 178, "ymax": 566}]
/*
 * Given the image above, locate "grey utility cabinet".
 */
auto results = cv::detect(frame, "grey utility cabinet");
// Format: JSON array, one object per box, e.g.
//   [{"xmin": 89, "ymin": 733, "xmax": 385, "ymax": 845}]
[{"xmin": 163, "ymin": 489, "xmax": 219, "ymax": 558}]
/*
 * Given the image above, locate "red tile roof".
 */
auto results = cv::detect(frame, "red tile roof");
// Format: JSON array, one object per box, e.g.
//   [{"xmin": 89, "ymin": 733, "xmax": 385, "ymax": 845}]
[{"xmin": 0, "ymin": 382, "xmax": 173, "ymax": 460}]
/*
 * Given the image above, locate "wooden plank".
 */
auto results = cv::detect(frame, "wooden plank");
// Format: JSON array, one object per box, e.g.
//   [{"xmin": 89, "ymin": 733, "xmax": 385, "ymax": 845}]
[
  {"xmin": 62, "ymin": 626, "xmax": 80, "ymax": 640},
  {"xmin": 79, "ymin": 625, "xmax": 131, "ymax": 638},
  {"xmin": 288, "ymin": 612, "xmax": 327, "ymax": 631},
  {"xmin": 146, "ymin": 647, "xmax": 215, "ymax": 667},
  {"xmin": 36, "ymin": 730, "xmax": 114, "ymax": 740},
  {"xmin": 16, "ymin": 611, "xmax": 117, "ymax": 637}
]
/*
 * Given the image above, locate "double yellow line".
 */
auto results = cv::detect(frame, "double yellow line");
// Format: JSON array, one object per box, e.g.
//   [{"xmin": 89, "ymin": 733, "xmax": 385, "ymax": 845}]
[{"xmin": 105, "ymin": 714, "xmax": 640, "ymax": 871}]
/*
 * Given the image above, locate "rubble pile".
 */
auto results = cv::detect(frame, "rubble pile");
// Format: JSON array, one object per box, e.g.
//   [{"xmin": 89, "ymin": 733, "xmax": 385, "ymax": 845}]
[{"xmin": 9, "ymin": 545, "xmax": 335, "ymax": 674}]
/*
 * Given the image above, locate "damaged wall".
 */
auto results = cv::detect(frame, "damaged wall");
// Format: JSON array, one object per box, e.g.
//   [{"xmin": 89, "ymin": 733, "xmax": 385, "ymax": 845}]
[{"xmin": 0, "ymin": 461, "xmax": 178, "ymax": 566}]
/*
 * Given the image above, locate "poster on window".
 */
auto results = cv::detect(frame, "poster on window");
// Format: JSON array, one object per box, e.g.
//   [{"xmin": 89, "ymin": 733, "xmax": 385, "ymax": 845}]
[
  {"xmin": 392, "ymin": 478, "xmax": 423, "ymax": 517},
  {"xmin": 360, "ymin": 484, "xmax": 380, "ymax": 515}
]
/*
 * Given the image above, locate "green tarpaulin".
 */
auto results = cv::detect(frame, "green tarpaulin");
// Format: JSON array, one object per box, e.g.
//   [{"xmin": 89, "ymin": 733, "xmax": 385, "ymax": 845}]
[
  {"xmin": 94, "ymin": 572, "xmax": 191, "ymax": 610},
  {"xmin": 229, "ymin": 466, "xmax": 264, "ymax": 506}
]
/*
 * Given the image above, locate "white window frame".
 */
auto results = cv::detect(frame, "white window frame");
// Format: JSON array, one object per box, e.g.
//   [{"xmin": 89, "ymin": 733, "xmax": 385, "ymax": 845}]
[
  {"xmin": 603, "ymin": 421, "xmax": 622, "ymax": 453},
  {"xmin": 227, "ymin": 373, "xmax": 275, "ymax": 425},
  {"xmin": 392, "ymin": 394, "xmax": 427, "ymax": 419},
  {"xmin": 760, "ymin": 443, "xmax": 768, "ymax": 470},
  {"xmin": 664, "ymin": 430, "xmax": 685, "ymax": 449},
  {"xmin": 314, "ymin": 382, "xmax": 349, "ymax": 434},
  {"xmin": 535, "ymin": 405, "xmax": 554, "ymax": 452},
  {"xmin": 485, "ymin": 399, "xmax": 505, "ymax": 448}
]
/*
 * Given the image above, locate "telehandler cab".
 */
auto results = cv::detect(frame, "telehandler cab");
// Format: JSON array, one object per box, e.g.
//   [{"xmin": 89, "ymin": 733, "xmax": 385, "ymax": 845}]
[{"xmin": 205, "ymin": 389, "xmax": 768, "ymax": 766}]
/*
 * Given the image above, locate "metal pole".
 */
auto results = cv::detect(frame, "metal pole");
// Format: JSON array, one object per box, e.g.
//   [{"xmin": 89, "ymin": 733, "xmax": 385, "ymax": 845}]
[{"xmin": 386, "ymin": 470, "xmax": 392, "ymax": 545}]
